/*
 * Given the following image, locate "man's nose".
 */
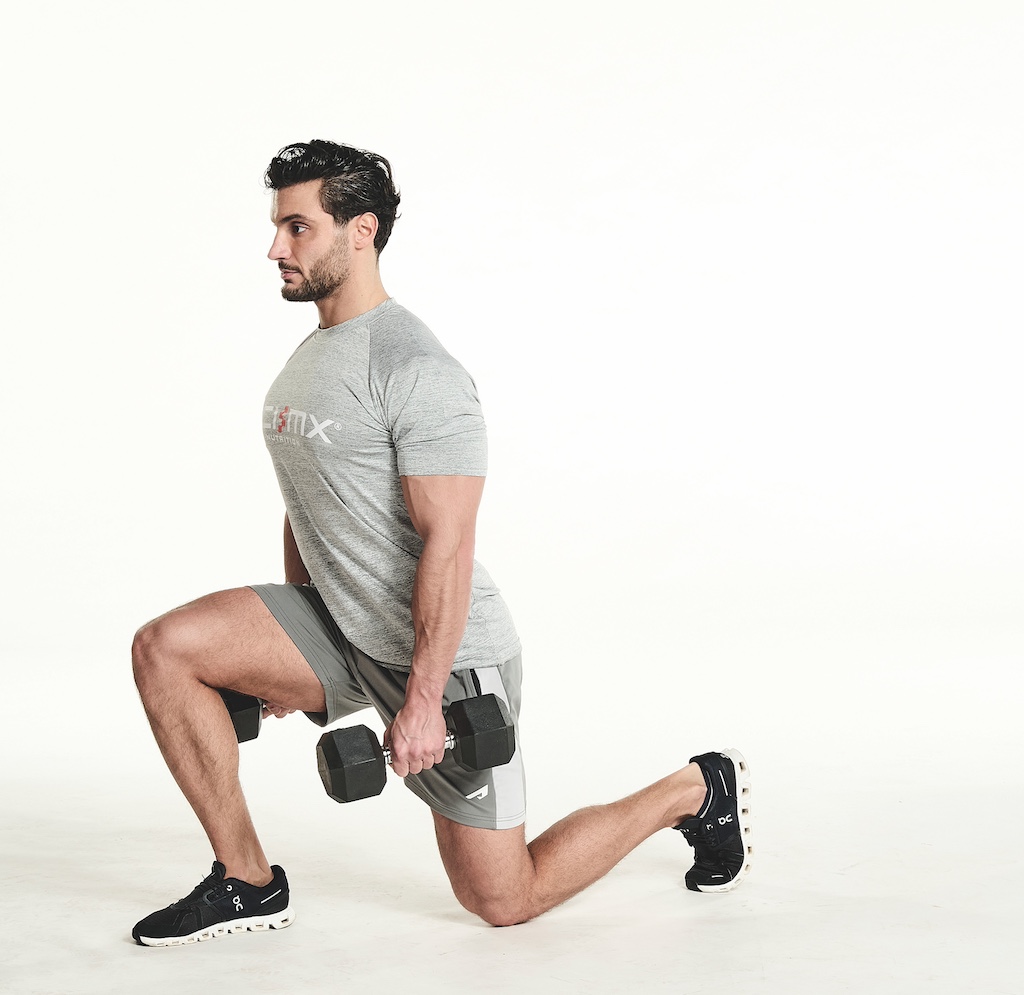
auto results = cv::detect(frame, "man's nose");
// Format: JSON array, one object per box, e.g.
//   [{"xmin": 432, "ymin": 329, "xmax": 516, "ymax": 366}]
[{"xmin": 268, "ymin": 234, "xmax": 288, "ymax": 261}]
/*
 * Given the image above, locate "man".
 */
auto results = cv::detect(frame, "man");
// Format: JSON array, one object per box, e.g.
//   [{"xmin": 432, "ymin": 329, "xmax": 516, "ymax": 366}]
[{"xmin": 130, "ymin": 140, "xmax": 752, "ymax": 946}]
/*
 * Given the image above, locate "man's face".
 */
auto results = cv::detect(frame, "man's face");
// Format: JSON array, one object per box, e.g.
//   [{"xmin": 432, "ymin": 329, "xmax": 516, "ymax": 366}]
[{"xmin": 268, "ymin": 180, "xmax": 350, "ymax": 302}]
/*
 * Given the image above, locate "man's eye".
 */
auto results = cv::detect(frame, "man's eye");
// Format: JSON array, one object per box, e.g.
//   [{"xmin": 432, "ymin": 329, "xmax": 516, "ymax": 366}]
[{"xmin": 292, "ymin": 224, "xmax": 308, "ymax": 235}]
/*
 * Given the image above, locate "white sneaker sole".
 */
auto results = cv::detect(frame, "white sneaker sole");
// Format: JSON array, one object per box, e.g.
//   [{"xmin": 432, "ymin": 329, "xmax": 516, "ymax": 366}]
[
  {"xmin": 135, "ymin": 906, "xmax": 295, "ymax": 946},
  {"xmin": 694, "ymin": 748, "xmax": 752, "ymax": 894}
]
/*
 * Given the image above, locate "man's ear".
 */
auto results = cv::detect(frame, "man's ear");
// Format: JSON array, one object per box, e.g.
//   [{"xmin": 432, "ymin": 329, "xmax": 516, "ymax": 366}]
[{"xmin": 351, "ymin": 212, "xmax": 380, "ymax": 251}]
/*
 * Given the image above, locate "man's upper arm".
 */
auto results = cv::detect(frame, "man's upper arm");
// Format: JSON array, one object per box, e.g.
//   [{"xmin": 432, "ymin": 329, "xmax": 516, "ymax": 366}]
[{"xmin": 400, "ymin": 475, "xmax": 485, "ymax": 546}]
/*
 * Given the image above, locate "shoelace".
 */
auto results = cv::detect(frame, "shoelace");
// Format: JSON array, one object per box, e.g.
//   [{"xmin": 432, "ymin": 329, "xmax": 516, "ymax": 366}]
[
  {"xmin": 174, "ymin": 872, "xmax": 221, "ymax": 905},
  {"xmin": 679, "ymin": 822, "xmax": 712, "ymax": 844}
]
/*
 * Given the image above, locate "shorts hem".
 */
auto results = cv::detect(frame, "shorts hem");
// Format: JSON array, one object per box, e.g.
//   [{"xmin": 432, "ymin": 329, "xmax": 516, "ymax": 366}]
[{"xmin": 404, "ymin": 780, "xmax": 526, "ymax": 831}]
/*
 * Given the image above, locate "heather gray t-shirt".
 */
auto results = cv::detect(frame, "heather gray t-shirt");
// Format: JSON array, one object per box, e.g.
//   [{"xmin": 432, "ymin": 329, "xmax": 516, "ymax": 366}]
[{"xmin": 263, "ymin": 298, "xmax": 520, "ymax": 672}]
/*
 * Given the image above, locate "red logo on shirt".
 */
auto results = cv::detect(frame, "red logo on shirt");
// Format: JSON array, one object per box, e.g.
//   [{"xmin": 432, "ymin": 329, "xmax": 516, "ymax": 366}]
[{"xmin": 265, "ymin": 405, "xmax": 336, "ymax": 444}]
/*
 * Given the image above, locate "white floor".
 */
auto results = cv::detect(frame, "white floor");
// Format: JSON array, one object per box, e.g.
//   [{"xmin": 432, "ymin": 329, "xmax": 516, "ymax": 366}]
[{"xmin": 4, "ymin": 652, "xmax": 1022, "ymax": 995}]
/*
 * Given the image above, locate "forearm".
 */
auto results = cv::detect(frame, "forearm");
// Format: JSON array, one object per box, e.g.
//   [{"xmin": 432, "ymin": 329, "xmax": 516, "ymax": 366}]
[
  {"xmin": 388, "ymin": 474, "xmax": 483, "ymax": 774},
  {"xmin": 283, "ymin": 515, "xmax": 311, "ymax": 585},
  {"xmin": 406, "ymin": 533, "xmax": 475, "ymax": 707}
]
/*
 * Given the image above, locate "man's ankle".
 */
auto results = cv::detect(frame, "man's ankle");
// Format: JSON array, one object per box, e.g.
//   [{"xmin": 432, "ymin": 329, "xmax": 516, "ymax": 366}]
[
  {"xmin": 667, "ymin": 762, "xmax": 708, "ymax": 828},
  {"xmin": 221, "ymin": 861, "xmax": 275, "ymax": 887}
]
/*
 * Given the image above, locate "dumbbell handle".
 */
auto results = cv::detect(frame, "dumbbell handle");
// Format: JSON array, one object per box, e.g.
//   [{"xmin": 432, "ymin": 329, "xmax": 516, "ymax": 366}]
[{"xmin": 381, "ymin": 733, "xmax": 457, "ymax": 767}]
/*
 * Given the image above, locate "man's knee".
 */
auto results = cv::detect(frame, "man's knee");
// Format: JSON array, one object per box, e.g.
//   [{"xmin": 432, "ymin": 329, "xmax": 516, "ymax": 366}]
[
  {"xmin": 448, "ymin": 868, "xmax": 540, "ymax": 929},
  {"xmin": 131, "ymin": 615, "xmax": 194, "ymax": 690},
  {"xmin": 435, "ymin": 819, "xmax": 537, "ymax": 926},
  {"xmin": 449, "ymin": 878, "xmax": 534, "ymax": 928}
]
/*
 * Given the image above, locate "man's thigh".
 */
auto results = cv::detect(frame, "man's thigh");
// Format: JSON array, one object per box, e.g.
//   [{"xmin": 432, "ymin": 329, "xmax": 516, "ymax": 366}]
[
  {"xmin": 432, "ymin": 814, "xmax": 533, "ymax": 918},
  {"xmin": 137, "ymin": 587, "xmax": 326, "ymax": 713},
  {"xmin": 250, "ymin": 583, "xmax": 376, "ymax": 727}
]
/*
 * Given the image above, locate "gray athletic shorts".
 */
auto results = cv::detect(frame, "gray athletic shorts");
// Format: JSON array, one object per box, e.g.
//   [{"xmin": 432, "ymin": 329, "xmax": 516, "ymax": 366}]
[{"xmin": 250, "ymin": 583, "xmax": 527, "ymax": 831}]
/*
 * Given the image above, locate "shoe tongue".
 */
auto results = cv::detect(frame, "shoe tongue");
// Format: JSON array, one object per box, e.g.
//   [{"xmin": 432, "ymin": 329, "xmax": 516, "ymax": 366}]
[
  {"xmin": 211, "ymin": 861, "xmax": 227, "ymax": 879},
  {"xmin": 695, "ymin": 767, "xmax": 715, "ymax": 820}
]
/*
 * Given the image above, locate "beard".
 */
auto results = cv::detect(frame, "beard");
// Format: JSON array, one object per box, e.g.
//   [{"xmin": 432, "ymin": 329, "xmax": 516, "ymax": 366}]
[{"xmin": 280, "ymin": 238, "xmax": 350, "ymax": 302}]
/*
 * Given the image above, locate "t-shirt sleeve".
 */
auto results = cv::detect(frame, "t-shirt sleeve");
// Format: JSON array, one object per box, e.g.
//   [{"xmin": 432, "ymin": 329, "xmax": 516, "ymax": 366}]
[{"xmin": 385, "ymin": 356, "xmax": 488, "ymax": 477}]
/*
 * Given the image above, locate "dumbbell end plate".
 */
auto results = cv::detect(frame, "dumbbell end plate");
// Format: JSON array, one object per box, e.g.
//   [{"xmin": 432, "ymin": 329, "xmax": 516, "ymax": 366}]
[
  {"xmin": 448, "ymin": 695, "xmax": 516, "ymax": 771},
  {"xmin": 317, "ymin": 726, "xmax": 388, "ymax": 803}
]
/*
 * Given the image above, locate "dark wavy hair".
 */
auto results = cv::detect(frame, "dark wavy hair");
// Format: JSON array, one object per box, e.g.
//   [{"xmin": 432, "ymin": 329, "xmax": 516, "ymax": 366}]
[{"xmin": 264, "ymin": 140, "xmax": 401, "ymax": 255}]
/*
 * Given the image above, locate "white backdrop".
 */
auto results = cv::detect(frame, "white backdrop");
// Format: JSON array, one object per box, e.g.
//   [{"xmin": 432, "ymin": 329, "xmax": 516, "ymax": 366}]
[{"xmin": 1, "ymin": 2, "xmax": 1022, "ymax": 991}]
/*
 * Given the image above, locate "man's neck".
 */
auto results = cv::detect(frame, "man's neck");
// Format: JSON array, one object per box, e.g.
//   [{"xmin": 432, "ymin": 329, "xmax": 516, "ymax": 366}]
[{"xmin": 315, "ymin": 278, "xmax": 390, "ymax": 329}]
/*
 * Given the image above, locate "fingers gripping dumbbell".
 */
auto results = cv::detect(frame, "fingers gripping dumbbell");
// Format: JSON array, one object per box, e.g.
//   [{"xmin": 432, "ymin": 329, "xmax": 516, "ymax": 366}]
[{"xmin": 316, "ymin": 694, "xmax": 516, "ymax": 803}]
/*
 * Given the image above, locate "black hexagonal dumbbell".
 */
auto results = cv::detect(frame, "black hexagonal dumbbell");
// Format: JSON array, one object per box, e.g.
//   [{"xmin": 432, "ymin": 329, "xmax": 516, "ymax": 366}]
[
  {"xmin": 217, "ymin": 689, "xmax": 263, "ymax": 744},
  {"xmin": 316, "ymin": 693, "xmax": 516, "ymax": 803}
]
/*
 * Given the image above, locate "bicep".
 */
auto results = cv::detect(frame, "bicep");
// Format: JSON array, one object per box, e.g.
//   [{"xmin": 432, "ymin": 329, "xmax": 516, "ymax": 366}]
[{"xmin": 400, "ymin": 475, "xmax": 485, "ymax": 544}]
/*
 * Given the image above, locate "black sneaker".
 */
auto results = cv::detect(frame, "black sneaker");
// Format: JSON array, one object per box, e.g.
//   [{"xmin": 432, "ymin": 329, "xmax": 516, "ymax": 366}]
[
  {"xmin": 675, "ymin": 749, "xmax": 752, "ymax": 893},
  {"xmin": 132, "ymin": 862, "xmax": 294, "ymax": 946}
]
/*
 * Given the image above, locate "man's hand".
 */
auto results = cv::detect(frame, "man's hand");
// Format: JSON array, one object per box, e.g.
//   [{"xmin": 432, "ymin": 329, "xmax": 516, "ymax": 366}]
[
  {"xmin": 384, "ymin": 702, "xmax": 448, "ymax": 777},
  {"xmin": 262, "ymin": 701, "xmax": 297, "ymax": 719}
]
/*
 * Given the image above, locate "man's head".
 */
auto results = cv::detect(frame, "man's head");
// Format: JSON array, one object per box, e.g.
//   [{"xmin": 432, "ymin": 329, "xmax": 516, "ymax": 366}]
[
  {"xmin": 265, "ymin": 140, "xmax": 401, "ymax": 254},
  {"xmin": 265, "ymin": 140, "xmax": 400, "ymax": 303}
]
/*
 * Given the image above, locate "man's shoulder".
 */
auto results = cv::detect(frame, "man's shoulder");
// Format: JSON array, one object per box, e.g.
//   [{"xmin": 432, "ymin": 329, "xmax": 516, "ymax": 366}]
[{"xmin": 367, "ymin": 301, "xmax": 461, "ymax": 377}]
